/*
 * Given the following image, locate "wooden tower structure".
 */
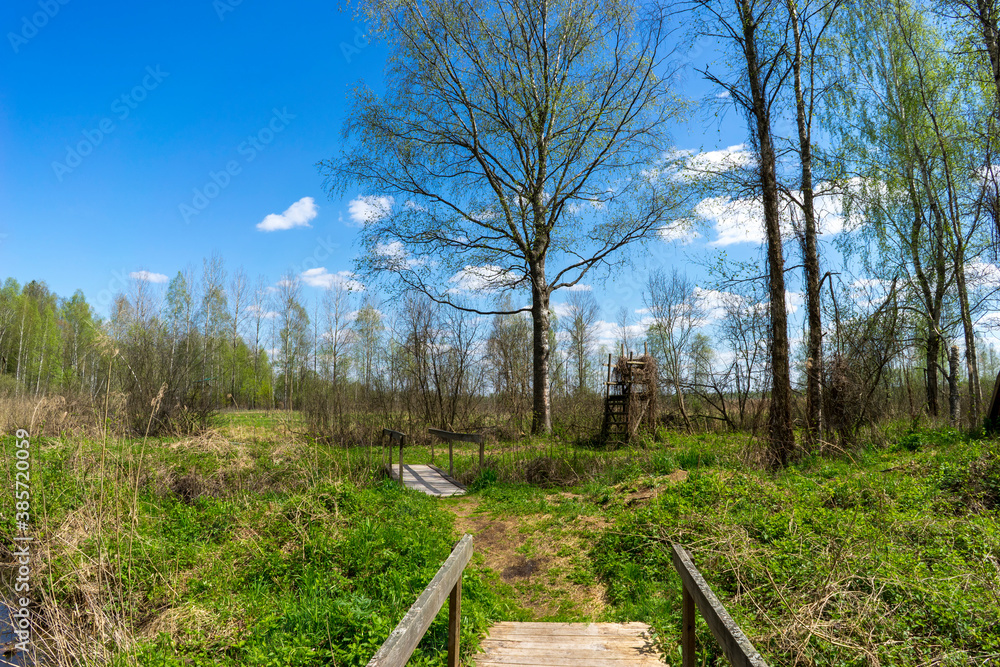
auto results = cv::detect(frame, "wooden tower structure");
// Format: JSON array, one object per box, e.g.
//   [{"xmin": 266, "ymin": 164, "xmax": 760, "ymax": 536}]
[{"xmin": 601, "ymin": 349, "xmax": 657, "ymax": 443}]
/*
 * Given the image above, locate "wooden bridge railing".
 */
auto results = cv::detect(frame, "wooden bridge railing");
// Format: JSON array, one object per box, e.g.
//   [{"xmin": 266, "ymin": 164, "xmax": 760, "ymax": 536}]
[
  {"xmin": 367, "ymin": 534, "xmax": 473, "ymax": 667},
  {"xmin": 428, "ymin": 428, "xmax": 484, "ymax": 477},
  {"xmin": 382, "ymin": 429, "xmax": 407, "ymax": 488},
  {"xmin": 671, "ymin": 544, "xmax": 769, "ymax": 667}
]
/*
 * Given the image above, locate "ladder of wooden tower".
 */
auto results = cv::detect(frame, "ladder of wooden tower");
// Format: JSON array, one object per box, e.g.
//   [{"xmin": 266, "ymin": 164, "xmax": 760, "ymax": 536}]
[{"xmin": 602, "ymin": 353, "xmax": 630, "ymax": 441}]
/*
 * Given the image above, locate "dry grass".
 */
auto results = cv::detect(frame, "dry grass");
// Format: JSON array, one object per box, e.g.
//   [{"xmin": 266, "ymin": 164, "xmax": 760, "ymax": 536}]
[{"xmin": 0, "ymin": 393, "xmax": 103, "ymax": 438}]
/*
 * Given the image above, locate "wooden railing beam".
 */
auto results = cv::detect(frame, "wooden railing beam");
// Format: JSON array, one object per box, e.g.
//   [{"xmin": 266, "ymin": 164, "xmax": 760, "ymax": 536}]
[
  {"xmin": 428, "ymin": 428, "xmax": 484, "ymax": 476},
  {"xmin": 671, "ymin": 544, "xmax": 769, "ymax": 667}
]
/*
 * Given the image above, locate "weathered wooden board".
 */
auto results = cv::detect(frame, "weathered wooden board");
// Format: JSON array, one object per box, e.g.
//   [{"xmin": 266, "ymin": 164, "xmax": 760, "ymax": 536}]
[
  {"xmin": 671, "ymin": 544, "xmax": 768, "ymax": 667},
  {"xmin": 476, "ymin": 622, "xmax": 664, "ymax": 667},
  {"xmin": 386, "ymin": 464, "xmax": 466, "ymax": 497},
  {"xmin": 487, "ymin": 622, "xmax": 651, "ymax": 636},
  {"xmin": 367, "ymin": 535, "xmax": 472, "ymax": 667}
]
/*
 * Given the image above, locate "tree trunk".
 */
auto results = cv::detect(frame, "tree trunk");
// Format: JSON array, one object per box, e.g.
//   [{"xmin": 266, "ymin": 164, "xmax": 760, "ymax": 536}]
[
  {"xmin": 530, "ymin": 261, "xmax": 552, "ymax": 435},
  {"xmin": 975, "ymin": 0, "xmax": 1000, "ymax": 98},
  {"xmin": 953, "ymin": 240, "xmax": 982, "ymax": 424},
  {"xmin": 739, "ymin": 0, "xmax": 796, "ymax": 465},
  {"xmin": 789, "ymin": 0, "xmax": 823, "ymax": 446},
  {"xmin": 949, "ymin": 345, "xmax": 961, "ymax": 424},
  {"xmin": 927, "ymin": 331, "xmax": 940, "ymax": 417}
]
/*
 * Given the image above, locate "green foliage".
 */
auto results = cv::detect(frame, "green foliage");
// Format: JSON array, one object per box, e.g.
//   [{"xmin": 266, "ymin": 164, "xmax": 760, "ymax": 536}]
[
  {"xmin": 590, "ymin": 428, "xmax": 1000, "ymax": 666},
  {"xmin": 468, "ymin": 467, "xmax": 499, "ymax": 491}
]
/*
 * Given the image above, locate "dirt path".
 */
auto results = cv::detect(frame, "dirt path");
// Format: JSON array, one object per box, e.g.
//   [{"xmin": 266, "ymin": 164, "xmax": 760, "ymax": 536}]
[{"xmin": 444, "ymin": 496, "xmax": 608, "ymax": 620}]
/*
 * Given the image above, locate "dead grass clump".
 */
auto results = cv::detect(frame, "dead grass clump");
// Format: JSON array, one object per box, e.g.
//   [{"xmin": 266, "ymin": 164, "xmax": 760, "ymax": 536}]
[
  {"xmin": 525, "ymin": 456, "xmax": 580, "ymax": 486},
  {"xmin": 139, "ymin": 602, "xmax": 241, "ymax": 645},
  {"xmin": 169, "ymin": 472, "xmax": 222, "ymax": 504},
  {"xmin": 0, "ymin": 393, "xmax": 101, "ymax": 437}
]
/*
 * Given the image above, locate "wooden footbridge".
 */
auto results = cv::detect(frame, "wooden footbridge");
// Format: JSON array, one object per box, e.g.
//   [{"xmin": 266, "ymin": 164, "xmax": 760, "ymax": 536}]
[
  {"xmin": 382, "ymin": 428, "xmax": 484, "ymax": 498},
  {"xmin": 365, "ymin": 534, "xmax": 769, "ymax": 667}
]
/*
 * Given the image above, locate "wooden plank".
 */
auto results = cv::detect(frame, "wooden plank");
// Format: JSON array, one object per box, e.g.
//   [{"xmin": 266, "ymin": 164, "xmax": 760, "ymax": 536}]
[
  {"xmin": 367, "ymin": 534, "xmax": 473, "ymax": 667},
  {"xmin": 429, "ymin": 427, "xmax": 484, "ymax": 443},
  {"xmin": 682, "ymin": 585, "xmax": 695, "ymax": 667},
  {"xmin": 481, "ymin": 648, "xmax": 654, "ymax": 659},
  {"xmin": 475, "ymin": 655, "xmax": 661, "ymax": 666},
  {"xmin": 386, "ymin": 464, "xmax": 466, "ymax": 497},
  {"xmin": 477, "ymin": 622, "xmax": 663, "ymax": 667},
  {"xmin": 671, "ymin": 545, "xmax": 768, "ymax": 667},
  {"xmin": 475, "ymin": 656, "xmax": 663, "ymax": 667},
  {"xmin": 480, "ymin": 639, "xmax": 652, "ymax": 650},
  {"xmin": 488, "ymin": 622, "xmax": 649, "ymax": 636}
]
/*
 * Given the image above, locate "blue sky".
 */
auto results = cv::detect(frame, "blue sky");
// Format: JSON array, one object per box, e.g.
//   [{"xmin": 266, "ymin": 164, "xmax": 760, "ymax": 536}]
[{"xmin": 0, "ymin": 0, "xmax": 830, "ymax": 350}]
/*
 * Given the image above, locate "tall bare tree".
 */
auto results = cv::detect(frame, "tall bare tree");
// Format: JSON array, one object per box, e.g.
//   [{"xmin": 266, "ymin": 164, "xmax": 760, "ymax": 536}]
[
  {"xmin": 322, "ymin": 0, "xmax": 691, "ymax": 433},
  {"xmin": 645, "ymin": 269, "xmax": 704, "ymax": 432},
  {"xmin": 564, "ymin": 291, "xmax": 601, "ymax": 394},
  {"xmin": 785, "ymin": 0, "xmax": 842, "ymax": 443},
  {"xmin": 693, "ymin": 0, "xmax": 797, "ymax": 464}
]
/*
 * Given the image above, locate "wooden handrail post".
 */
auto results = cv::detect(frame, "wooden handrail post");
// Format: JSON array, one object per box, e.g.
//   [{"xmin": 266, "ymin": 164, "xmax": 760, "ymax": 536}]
[
  {"xmin": 447, "ymin": 576, "xmax": 462, "ymax": 667},
  {"xmin": 682, "ymin": 585, "xmax": 696, "ymax": 667},
  {"xmin": 429, "ymin": 429, "xmax": 484, "ymax": 479},
  {"xmin": 382, "ymin": 429, "xmax": 408, "ymax": 488}
]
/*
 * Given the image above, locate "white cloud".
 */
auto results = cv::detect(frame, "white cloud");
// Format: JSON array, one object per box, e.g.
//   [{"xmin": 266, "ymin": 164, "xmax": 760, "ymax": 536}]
[
  {"xmin": 247, "ymin": 304, "xmax": 278, "ymax": 319},
  {"xmin": 966, "ymin": 261, "xmax": 1000, "ymax": 289},
  {"xmin": 562, "ymin": 283, "xmax": 592, "ymax": 292},
  {"xmin": 257, "ymin": 197, "xmax": 318, "ymax": 232},
  {"xmin": 130, "ymin": 270, "xmax": 168, "ymax": 283},
  {"xmin": 348, "ymin": 195, "xmax": 394, "ymax": 226},
  {"xmin": 698, "ymin": 196, "xmax": 768, "ymax": 245},
  {"xmin": 694, "ymin": 287, "xmax": 737, "ymax": 323},
  {"xmin": 373, "ymin": 240, "xmax": 425, "ymax": 270},
  {"xmin": 698, "ymin": 186, "xmax": 846, "ymax": 246},
  {"xmin": 785, "ymin": 290, "xmax": 803, "ymax": 315},
  {"xmin": 658, "ymin": 221, "xmax": 701, "ymax": 244},
  {"xmin": 447, "ymin": 265, "xmax": 522, "ymax": 294},
  {"xmin": 300, "ymin": 267, "xmax": 364, "ymax": 291},
  {"xmin": 685, "ymin": 144, "xmax": 752, "ymax": 174}
]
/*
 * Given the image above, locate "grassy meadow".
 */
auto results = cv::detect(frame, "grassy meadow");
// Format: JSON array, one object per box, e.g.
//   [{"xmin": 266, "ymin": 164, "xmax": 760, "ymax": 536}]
[{"xmin": 1, "ymin": 410, "xmax": 998, "ymax": 666}]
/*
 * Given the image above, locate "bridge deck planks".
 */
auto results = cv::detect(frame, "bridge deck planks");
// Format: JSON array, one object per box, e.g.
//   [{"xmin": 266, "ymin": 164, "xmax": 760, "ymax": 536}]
[
  {"xmin": 386, "ymin": 463, "xmax": 466, "ymax": 497},
  {"xmin": 475, "ymin": 622, "xmax": 665, "ymax": 667}
]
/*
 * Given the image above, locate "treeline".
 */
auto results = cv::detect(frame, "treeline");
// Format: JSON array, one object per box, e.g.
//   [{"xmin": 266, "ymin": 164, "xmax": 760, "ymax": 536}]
[{"xmin": 4, "ymin": 250, "xmax": 998, "ymax": 443}]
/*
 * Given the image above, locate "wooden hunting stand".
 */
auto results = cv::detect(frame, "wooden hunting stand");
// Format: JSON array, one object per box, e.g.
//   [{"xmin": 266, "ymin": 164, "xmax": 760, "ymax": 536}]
[{"xmin": 601, "ymin": 349, "xmax": 657, "ymax": 443}]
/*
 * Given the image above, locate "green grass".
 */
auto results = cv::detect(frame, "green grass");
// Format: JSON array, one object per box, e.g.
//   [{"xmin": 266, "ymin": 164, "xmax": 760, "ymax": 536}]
[
  {"xmin": 5, "ymin": 414, "xmax": 998, "ymax": 666},
  {"xmin": 589, "ymin": 429, "xmax": 1000, "ymax": 666},
  {"xmin": 121, "ymin": 481, "xmax": 516, "ymax": 666},
  {"xmin": 1, "ymin": 423, "xmax": 519, "ymax": 666}
]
